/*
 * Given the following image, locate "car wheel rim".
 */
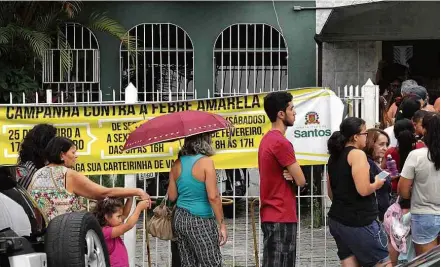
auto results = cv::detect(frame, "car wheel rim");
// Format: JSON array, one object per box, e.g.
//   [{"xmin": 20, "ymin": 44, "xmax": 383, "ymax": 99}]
[{"xmin": 85, "ymin": 229, "xmax": 106, "ymax": 267}]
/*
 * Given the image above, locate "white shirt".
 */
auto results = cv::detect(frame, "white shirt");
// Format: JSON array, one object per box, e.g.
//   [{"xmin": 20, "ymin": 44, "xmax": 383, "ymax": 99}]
[
  {"xmin": 401, "ymin": 148, "xmax": 440, "ymax": 214},
  {"xmin": 384, "ymin": 126, "xmax": 397, "ymax": 147}
]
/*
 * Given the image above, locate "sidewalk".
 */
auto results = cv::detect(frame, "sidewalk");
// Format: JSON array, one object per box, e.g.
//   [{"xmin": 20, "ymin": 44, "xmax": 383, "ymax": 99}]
[{"xmin": 135, "ymin": 209, "xmax": 339, "ymax": 267}]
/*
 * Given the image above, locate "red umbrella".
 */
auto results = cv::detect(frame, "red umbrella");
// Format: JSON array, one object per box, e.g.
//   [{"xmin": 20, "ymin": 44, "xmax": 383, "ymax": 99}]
[{"xmin": 123, "ymin": 110, "xmax": 232, "ymax": 151}]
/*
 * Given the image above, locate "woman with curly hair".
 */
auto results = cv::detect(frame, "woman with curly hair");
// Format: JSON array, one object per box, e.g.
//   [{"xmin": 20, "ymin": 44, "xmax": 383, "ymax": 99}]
[{"xmin": 16, "ymin": 124, "xmax": 56, "ymax": 189}]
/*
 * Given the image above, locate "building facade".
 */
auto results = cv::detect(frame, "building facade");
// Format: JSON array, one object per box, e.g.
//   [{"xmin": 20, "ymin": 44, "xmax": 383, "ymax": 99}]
[
  {"xmin": 75, "ymin": 1, "xmax": 317, "ymax": 101},
  {"xmin": 42, "ymin": 1, "xmax": 439, "ymax": 103},
  {"xmin": 316, "ymin": 0, "xmax": 440, "ymax": 100}
]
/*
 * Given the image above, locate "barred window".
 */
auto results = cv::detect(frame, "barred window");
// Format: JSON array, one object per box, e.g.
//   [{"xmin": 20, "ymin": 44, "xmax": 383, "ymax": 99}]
[
  {"xmin": 120, "ymin": 23, "xmax": 194, "ymax": 102},
  {"xmin": 43, "ymin": 23, "xmax": 100, "ymax": 102},
  {"xmin": 213, "ymin": 24, "xmax": 288, "ymax": 96}
]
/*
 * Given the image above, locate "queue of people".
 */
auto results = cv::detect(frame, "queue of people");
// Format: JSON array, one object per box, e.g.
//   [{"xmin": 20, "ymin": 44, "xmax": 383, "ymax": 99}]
[
  {"xmin": 258, "ymin": 88, "xmax": 439, "ymax": 267},
  {"xmin": 325, "ymin": 80, "xmax": 440, "ymax": 266},
  {"xmin": 14, "ymin": 85, "xmax": 439, "ymax": 267}
]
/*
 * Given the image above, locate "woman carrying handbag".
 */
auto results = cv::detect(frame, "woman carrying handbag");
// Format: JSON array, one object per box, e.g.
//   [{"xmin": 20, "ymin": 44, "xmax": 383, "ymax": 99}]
[
  {"xmin": 123, "ymin": 110, "xmax": 233, "ymax": 267},
  {"xmin": 166, "ymin": 133, "xmax": 227, "ymax": 267},
  {"xmin": 146, "ymin": 195, "xmax": 179, "ymax": 267}
]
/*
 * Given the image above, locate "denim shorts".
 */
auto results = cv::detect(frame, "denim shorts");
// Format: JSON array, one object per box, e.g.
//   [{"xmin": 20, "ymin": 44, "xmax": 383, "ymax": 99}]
[
  {"xmin": 411, "ymin": 214, "xmax": 440, "ymax": 245},
  {"xmin": 329, "ymin": 218, "xmax": 389, "ymax": 267}
]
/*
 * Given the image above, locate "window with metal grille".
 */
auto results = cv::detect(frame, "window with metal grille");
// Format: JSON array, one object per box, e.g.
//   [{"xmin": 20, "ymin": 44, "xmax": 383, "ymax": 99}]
[
  {"xmin": 213, "ymin": 24, "xmax": 288, "ymax": 96},
  {"xmin": 120, "ymin": 23, "xmax": 194, "ymax": 102},
  {"xmin": 42, "ymin": 23, "xmax": 100, "ymax": 102}
]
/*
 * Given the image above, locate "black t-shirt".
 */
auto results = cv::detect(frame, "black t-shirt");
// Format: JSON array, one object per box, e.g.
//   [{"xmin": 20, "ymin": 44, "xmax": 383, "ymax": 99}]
[{"xmin": 328, "ymin": 147, "xmax": 378, "ymax": 227}]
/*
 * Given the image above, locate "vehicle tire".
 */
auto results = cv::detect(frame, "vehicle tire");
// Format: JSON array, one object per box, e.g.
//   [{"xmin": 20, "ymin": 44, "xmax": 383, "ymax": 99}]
[{"xmin": 45, "ymin": 212, "xmax": 110, "ymax": 267}]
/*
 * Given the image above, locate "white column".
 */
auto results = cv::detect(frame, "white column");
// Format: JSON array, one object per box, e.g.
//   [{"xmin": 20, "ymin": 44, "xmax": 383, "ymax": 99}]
[
  {"xmin": 46, "ymin": 89, "xmax": 52, "ymax": 104},
  {"xmin": 124, "ymin": 82, "xmax": 138, "ymax": 267},
  {"xmin": 362, "ymin": 79, "xmax": 378, "ymax": 129}
]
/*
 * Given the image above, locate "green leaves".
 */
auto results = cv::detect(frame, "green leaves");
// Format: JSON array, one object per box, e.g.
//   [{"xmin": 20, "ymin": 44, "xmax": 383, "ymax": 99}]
[
  {"xmin": 61, "ymin": 1, "xmax": 83, "ymax": 19},
  {"xmin": 88, "ymin": 12, "xmax": 126, "ymax": 38},
  {"xmin": 17, "ymin": 26, "xmax": 52, "ymax": 60},
  {"xmin": 56, "ymin": 27, "xmax": 74, "ymax": 76},
  {"xmin": 0, "ymin": 65, "xmax": 40, "ymax": 103},
  {"xmin": 0, "ymin": 25, "xmax": 12, "ymax": 44},
  {"xmin": 0, "ymin": 1, "xmax": 130, "ymax": 103},
  {"xmin": 86, "ymin": 11, "xmax": 137, "ymax": 53}
]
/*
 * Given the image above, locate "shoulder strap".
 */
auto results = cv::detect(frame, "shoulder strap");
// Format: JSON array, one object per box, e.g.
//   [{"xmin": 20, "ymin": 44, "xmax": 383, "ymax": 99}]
[
  {"xmin": 28, "ymin": 166, "xmax": 44, "ymax": 192},
  {"xmin": 49, "ymin": 167, "xmax": 62, "ymax": 193},
  {"xmin": 180, "ymin": 154, "xmax": 205, "ymax": 178}
]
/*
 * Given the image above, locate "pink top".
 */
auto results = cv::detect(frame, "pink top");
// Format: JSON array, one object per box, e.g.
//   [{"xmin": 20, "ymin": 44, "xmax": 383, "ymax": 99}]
[{"xmin": 103, "ymin": 226, "xmax": 129, "ymax": 267}]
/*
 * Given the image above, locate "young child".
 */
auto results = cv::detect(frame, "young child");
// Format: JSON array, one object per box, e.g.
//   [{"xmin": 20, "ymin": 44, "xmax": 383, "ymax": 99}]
[{"xmin": 93, "ymin": 197, "xmax": 149, "ymax": 267}]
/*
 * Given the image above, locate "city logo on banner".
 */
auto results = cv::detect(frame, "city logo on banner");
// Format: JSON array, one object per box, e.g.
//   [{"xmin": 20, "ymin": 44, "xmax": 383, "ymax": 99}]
[{"xmin": 294, "ymin": 111, "xmax": 330, "ymax": 138}]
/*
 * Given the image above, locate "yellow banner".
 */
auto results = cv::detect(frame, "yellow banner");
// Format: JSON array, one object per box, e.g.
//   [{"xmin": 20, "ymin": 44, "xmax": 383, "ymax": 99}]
[{"xmin": 0, "ymin": 88, "xmax": 333, "ymax": 175}]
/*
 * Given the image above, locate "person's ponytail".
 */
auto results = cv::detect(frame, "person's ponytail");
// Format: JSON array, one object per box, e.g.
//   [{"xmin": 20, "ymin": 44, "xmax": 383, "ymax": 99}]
[
  {"xmin": 327, "ymin": 131, "xmax": 347, "ymax": 158},
  {"xmin": 396, "ymin": 130, "xmax": 415, "ymax": 171},
  {"xmin": 423, "ymin": 113, "xmax": 440, "ymax": 170},
  {"xmin": 328, "ymin": 117, "xmax": 366, "ymax": 158},
  {"xmin": 393, "ymin": 118, "xmax": 416, "ymax": 171}
]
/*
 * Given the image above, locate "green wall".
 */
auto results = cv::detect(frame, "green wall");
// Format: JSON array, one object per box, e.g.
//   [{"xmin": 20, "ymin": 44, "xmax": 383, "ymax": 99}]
[{"xmin": 84, "ymin": 1, "xmax": 316, "ymax": 100}]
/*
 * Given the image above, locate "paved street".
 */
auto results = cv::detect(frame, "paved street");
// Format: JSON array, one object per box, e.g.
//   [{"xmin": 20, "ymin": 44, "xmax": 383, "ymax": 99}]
[
  {"xmin": 133, "ymin": 168, "xmax": 338, "ymax": 267},
  {"xmin": 134, "ymin": 206, "xmax": 339, "ymax": 267}
]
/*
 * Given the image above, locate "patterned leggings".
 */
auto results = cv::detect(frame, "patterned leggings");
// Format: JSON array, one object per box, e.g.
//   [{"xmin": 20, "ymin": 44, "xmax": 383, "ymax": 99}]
[{"xmin": 172, "ymin": 207, "xmax": 222, "ymax": 267}]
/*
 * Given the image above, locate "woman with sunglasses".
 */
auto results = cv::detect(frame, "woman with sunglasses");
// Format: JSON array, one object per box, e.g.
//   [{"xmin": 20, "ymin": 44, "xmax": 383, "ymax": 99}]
[{"xmin": 327, "ymin": 117, "xmax": 390, "ymax": 267}]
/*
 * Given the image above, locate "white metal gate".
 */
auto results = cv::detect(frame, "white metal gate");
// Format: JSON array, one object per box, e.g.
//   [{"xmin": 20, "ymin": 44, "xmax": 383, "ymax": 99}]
[
  {"xmin": 42, "ymin": 23, "xmax": 100, "ymax": 103},
  {"xmin": 119, "ymin": 23, "xmax": 195, "ymax": 102},
  {"xmin": 213, "ymin": 23, "xmax": 288, "ymax": 97}
]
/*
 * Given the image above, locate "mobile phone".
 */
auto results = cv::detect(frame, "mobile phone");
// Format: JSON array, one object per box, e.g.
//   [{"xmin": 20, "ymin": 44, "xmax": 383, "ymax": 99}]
[{"xmin": 378, "ymin": 171, "xmax": 390, "ymax": 181}]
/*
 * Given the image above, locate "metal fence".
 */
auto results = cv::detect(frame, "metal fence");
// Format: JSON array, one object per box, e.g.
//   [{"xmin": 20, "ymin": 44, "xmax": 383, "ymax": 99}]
[
  {"xmin": 213, "ymin": 23, "xmax": 288, "ymax": 97},
  {"xmin": 3, "ymin": 78, "xmax": 379, "ymax": 267},
  {"xmin": 120, "ymin": 23, "xmax": 195, "ymax": 102}
]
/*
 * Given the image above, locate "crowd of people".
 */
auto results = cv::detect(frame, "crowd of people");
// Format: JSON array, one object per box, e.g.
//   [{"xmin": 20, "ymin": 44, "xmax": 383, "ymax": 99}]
[
  {"xmin": 16, "ymin": 125, "xmax": 152, "ymax": 267},
  {"xmin": 326, "ymin": 80, "xmax": 440, "ymax": 266},
  {"xmin": 13, "ymin": 80, "xmax": 439, "ymax": 267},
  {"xmin": 15, "ymin": 123, "xmax": 226, "ymax": 267},
  {"xmin": 254, "ymin": 86, "xmax": 439, "ymax": 267}
]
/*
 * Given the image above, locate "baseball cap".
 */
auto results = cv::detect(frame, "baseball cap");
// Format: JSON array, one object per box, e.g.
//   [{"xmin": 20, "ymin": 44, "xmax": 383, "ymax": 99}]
[{"xmin": 409, "ymin": 85, "xmax": 428, "ymax": 100}]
